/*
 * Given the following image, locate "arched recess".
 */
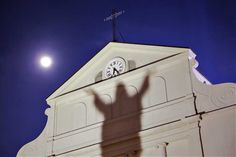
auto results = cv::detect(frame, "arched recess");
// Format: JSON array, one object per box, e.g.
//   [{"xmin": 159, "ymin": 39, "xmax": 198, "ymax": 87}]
[
  {"xmin": 148, "ymin": 76, "xmax": 167, "ymax": 107},
  {"xmin": 95, "ymin": 94, "xmax": 112, "ymax": 123},
  {"xmin": 117, "ymin": 85, "xmax": 139, "ymax": 116},
  {"xmin": 56, "ymin": 102, "xmax": 87, "ymax": 135},
  {"xmin": 140, "ymin": 76, "xmax": 167, "ymax": 108}
]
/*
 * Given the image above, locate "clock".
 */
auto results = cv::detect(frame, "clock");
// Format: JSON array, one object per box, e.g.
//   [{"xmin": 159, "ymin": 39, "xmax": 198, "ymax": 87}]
[{"xmin": 104, "ymin": 57, "xmax": 126, "ymax": 78}]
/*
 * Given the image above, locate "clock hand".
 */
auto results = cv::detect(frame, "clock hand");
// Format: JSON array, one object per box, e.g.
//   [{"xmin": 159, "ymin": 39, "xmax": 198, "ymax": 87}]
[
  {"xmin": 113, "ymin": 68, "xmax": 115, "ymax": 75},
  {"xmin": 114, "ymin": 68, "xmax": 119, "ymax": 74},
  {"xmin": 113, "ymin": 68, "xmax": 119, "ymax": 75}
]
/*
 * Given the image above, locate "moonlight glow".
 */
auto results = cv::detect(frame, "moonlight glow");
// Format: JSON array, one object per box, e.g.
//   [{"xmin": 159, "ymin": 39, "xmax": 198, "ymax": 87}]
[{"xmin": 40, "ymin": 56, "xmax": 52, "ymax": 68}]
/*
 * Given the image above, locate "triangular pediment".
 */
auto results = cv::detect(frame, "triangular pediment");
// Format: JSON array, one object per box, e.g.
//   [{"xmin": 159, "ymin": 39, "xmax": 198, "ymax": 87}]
[{"xmin": 47, "ymin": 42, "xmax": 190, "ymax": 101}]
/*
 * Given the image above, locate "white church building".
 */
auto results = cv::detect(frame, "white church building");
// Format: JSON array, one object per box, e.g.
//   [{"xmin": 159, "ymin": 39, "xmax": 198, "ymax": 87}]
[{"xmin": 18, "ymin": 42, "xmax": 236, "ymax": 157}]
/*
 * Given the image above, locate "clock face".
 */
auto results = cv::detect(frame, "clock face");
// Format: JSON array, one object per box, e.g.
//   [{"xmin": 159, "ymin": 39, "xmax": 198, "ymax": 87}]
[{"xmin": 104, "ymin": 57, "xmax": 126, "ymax": 78}]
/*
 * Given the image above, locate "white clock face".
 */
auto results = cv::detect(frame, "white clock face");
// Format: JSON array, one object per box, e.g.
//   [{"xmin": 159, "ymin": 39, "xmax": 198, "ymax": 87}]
[{"xmin": 104, "ymin": 57, "xmax": 126, "ymax": 78}]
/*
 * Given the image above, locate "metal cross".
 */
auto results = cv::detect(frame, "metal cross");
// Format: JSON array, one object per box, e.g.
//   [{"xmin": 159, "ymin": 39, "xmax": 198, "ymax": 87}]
[{"xmin": 104, "ymin": 9, "xmax": 125, "ymax": 42}]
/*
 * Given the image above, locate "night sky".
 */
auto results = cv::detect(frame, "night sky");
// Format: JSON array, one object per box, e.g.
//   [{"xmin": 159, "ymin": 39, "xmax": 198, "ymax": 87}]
[{"xmin": 0, "ymin": 0, "xmax": 235, "ymax": 156}]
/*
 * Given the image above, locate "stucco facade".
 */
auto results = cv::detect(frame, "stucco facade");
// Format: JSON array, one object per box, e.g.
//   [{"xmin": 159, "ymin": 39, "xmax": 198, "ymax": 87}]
[{"xmin": 18, "ymin": 42, "xmax": 236, "ymax": 157}]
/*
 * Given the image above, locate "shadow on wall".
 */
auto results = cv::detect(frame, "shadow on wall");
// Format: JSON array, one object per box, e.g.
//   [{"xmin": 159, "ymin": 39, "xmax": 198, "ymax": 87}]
[{"xmin": 88, "ymin": 74, "xmax": 150, "ymax": 157}]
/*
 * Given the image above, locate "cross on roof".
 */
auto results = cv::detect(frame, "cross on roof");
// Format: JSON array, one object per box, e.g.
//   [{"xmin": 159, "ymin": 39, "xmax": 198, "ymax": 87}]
[{"xmin": 104, "ymin": 9, "xmax": 125, "ymax": 42}]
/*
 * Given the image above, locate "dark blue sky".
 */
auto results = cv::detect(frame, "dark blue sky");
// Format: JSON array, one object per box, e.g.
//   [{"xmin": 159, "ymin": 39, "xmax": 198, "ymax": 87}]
[{"xmin": 0, "ymin": 0, "xmax": 235, "ymax": 156}]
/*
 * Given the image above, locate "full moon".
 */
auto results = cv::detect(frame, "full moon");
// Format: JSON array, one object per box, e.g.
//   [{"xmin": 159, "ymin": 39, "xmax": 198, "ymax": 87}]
[{"xmin": 40, "ymin": 56, "xmax": 52, "ymax": 68}]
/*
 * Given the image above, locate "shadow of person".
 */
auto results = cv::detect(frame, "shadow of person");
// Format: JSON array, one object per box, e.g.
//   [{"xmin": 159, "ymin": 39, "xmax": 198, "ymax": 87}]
[{"xmin": 89, "ymin": 74, "xmax": 150, "ymax": 157}]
